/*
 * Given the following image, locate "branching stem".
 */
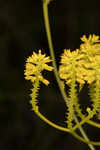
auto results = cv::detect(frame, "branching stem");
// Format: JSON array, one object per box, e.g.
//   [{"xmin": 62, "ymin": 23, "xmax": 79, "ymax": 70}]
[{"xmin": 42, "ymin": 1, "xmax": 96, "ymax": 150}]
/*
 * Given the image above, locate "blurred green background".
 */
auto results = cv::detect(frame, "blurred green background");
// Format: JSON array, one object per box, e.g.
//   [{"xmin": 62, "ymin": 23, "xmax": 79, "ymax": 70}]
[{"xmin": 0, "ymin": 0, "xmax": 100, "ymax": 150}]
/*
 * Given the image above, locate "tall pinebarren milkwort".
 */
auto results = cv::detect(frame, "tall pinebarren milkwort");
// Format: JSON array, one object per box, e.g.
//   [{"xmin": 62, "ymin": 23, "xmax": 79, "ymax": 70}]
[{"xmin": 24, "ymin": 0, "xmax": 100, "ymax": 149}]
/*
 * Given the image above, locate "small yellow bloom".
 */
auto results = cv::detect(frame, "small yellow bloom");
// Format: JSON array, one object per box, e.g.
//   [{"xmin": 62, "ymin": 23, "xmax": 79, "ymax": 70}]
[
  {"xmin": 59, "ymin": 35, "xmax": 100, "ymax": 86},
  {"xmin": 24, "ymin": 50, "xmax": 53, "ymax": 85},
  {"xmin": 81, "ymin": 34, "xmax": 100, "ymax": 44},
  {"xmin": 59, "ymin": 49, "xmax": 79, "ymax": 85},
  {"xmin": 79, "ymin": 34, "xmax": 100, "ymax": 84},
  {"xmin": 86, "ymin": 107, "xmax": 91, "ymax": 113}
]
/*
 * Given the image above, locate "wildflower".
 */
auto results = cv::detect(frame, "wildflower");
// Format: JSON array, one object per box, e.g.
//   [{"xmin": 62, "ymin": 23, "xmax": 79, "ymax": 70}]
[
  {"xmin": 79, "ymin": 34, "xmax": 100, "ymax": 84},
  {"xmin": 59, "ymin": 49, "xmax": 85, "ymax": 85},
  {"xmin": 59, "ymin": 35, "xmax": 100, "ymax": 86},
  {"xmin": 80, "ymin": 34, "xmax": 100, "ymax": 56},
  {"xmin": 24, "ymin": 50, "xmax": 53, "ymax": 85},
  {"xmin": 81, "ymin": 34, "xmax": 100, "ymax": 44}
]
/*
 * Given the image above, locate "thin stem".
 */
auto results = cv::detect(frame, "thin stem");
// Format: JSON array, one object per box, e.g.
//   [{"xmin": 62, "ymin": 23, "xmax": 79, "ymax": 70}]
[
  {"xmin": 71, "ymin": 131, "xmax": 100, "ymax": 146},
  {"xmin": 73, "ymin": 111, "xmax": 95, "ymax": 131},
  {"xmin": 36, "ymin": 111, "xmax": 70, "ymax": 132},
  {"xmin": 74, "ymin": 116, "xmax": 96, "ymax": 150},
  {"xmin": 87, "ymin": 120, "xmax": 100, "ymax": 128},
  {"xmin": 42, "ymin": 2, "xmax": 68, "ymax": 106},
  {"xmin": 42, "ymin": 1, "xmax": 95, "ymax": 150},
  {"xmin": 35, "ymin": 110, "xmax": 100, "ymax": 146}
]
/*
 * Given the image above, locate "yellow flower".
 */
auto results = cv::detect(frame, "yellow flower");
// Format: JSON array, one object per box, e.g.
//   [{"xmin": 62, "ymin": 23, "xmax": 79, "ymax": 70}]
[
  {"xmin": 81, "ymin": 34, "xmax": 100, "ymax": 44},
  {"xmin": 80, "ymin": 34, "xmax": 100, "ymax": 56},
  {"xmin": 24, "ymin": 50, "xmax": 53, "ymax": 85},
  {"xmin": 59, "ymin": 49, "xmax": 82, "ymax": 85},
  {"xmin": 59, "ymin": 35, "xmax": 100, "ymax": 86},
  {"xmin": 79, "ymin": 34, "xmax": 100, "ymax": 84}
]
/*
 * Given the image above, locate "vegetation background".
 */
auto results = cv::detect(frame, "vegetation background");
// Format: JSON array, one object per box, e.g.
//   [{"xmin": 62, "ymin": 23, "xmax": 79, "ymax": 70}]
[{"xmin": 0, "ymin": 0, "xmax": 100, "ymax": 150}]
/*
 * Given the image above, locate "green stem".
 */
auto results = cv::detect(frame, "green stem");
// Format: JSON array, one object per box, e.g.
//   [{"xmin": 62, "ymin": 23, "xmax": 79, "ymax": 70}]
[
  {"xmin": 87, "ymin": 120, "xmax": 100, "ymax": 128},
  {"xmin": 74, "ymin": 116, "xmax": 96, "ymax": 150},
  {"xmin": 36, "ymin": 111, "xmax": 70, "ymax": 132},
  {"xmin": 42, "ymin": 1, "xmax": 95, "ymax": 150},
  {"xmin": 43, "ymin": 0, "xmax": 68, "ymax": 106},
  {"xmin": 71, "ymin": 131, "xmax": 100, "ymax": 146},
  {"xmin": 73, "ymin": 110, "xmax": 95, "ymax": 131},
  {"xmin": 35, "ymin": 109, "xmax": 100, "ymax": 146}
]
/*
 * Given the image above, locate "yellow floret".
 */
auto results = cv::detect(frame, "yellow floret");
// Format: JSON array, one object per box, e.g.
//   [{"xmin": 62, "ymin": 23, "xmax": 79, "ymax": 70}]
[
  {"xmin": 24, "ymin": 50, "xmax": 53, "ymax": 85},
  {"xmin": 59, "ymin": 34, "xmax": 100, "ymax": 86}
]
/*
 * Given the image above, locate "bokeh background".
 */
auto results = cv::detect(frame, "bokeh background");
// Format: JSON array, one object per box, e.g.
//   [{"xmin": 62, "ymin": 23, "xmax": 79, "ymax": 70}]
[{"xmin": 0, "ymin": 0, "xmax": 100, "ymax": 150}]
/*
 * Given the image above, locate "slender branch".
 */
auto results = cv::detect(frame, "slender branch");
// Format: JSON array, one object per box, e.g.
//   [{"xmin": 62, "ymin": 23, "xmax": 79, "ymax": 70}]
[
  {"xmin": 35, "ymin": 110, "xmax": 100, "ymax": 146},
  {"xmin": 42, "ymin": 1, "xmax": 96, "ymax": 150},
  {"xmin": 42, "ymin": 2, "xmax": 68, "ymax": 106},
  {"xmin": 71, "ymin": 131, "xmax": 100, "ymax": 146},
  {"xmin": 73, "ymin": 112, "xmax": 95, "ymax": 131},
  {"xmin": 87, "ymin": 120, "xmax": 100, "ymax": 128},
  {"xmin": 35, "ymin": 111, "xmax": 70, "ymax": 132},
  {"xmin": 74, "ymin": 116, "xmax": 96, "ymax": 150}
]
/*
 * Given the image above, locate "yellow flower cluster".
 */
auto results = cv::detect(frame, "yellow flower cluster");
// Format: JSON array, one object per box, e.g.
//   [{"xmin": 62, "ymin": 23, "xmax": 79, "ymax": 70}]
[
  {"xmin": 59, "ymin": 49, "xmax": 81, "ymax": 85},
  {"xmin": 79, "ymin": 34, "xmax": 100, "ymax": 84},
  {"xmin": 59, "ymin": 34, "xmax": 100, "ymax": 86},
  {"xmin": 24, "ymin": 50, "xmax": 53, "ymax": 85},
  {"xmin": 80, "ymin": 34, "xmax": 100, "ymax": 56}
]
